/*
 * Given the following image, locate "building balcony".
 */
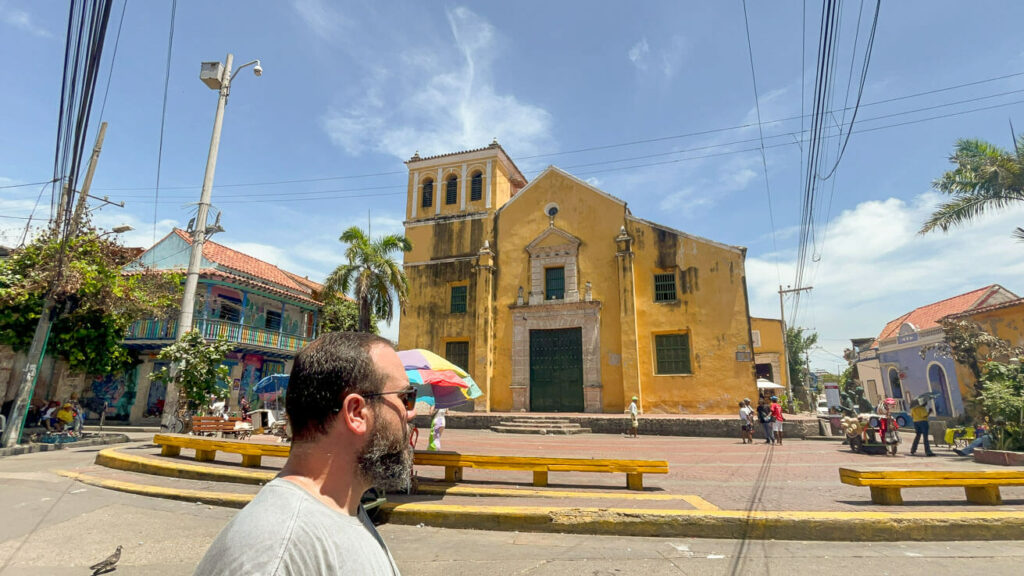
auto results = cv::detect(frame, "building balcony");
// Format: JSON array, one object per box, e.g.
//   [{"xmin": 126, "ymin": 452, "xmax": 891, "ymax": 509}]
[{"xmin": 124, "ymin": 318, "xmax": 312, "ymax": 356}]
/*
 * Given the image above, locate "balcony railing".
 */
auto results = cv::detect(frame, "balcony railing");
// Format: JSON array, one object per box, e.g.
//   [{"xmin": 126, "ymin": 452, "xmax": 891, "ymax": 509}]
[{"xmin": 125, "ymin": 318, "xmax": 311, "ymax": 353}]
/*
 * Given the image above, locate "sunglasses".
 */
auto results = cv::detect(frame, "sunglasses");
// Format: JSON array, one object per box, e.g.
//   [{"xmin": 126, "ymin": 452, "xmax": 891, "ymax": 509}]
[{"xmin": 362, "ymin": 386, "xmax": 418, "ymax": 411}]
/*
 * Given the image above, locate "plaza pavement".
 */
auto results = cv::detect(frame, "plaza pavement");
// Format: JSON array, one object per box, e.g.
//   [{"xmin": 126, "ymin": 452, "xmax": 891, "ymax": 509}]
[{"xmin": 37, "ymin": 427, "xmax": 1024, "ymax": 543}]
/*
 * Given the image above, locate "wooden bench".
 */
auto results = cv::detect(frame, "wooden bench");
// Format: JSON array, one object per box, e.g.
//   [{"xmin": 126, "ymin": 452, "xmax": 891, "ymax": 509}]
[
  {"xmin": 413, "ymin": 451, "xmax": 669, "ymax": 490},
  {"xmin": 839, "ymin": 467, "xmax": 1024, "ymax": 505},
  {"xmin": 191, "ymin": 416, "xmax": 243, "ymax": 437},
  {"xmin": 154, "ymin": 433, "xmax": 289, "ymax": 468}
]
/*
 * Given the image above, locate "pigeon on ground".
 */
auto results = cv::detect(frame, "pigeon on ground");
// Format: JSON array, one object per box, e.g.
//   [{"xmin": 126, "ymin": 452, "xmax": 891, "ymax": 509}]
[{"xmin": 89, "ymin": 545, "xmax": 122, "ymax": 575}]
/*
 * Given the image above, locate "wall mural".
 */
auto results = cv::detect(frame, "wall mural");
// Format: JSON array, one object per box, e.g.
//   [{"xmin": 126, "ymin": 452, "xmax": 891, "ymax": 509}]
[
  {"xmin": 82, "ymin": 368, "xmax": 137, "ymax": 420},
  {"xmin": 145, "ymin": 362, "xmax": 169, "ymax": 417}
]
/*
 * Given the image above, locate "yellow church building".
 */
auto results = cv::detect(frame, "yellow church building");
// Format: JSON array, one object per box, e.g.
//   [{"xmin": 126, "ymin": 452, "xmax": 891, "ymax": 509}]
[{"xmin": 397, "ymin": 141, "xmax": 757, "ymax": 414}]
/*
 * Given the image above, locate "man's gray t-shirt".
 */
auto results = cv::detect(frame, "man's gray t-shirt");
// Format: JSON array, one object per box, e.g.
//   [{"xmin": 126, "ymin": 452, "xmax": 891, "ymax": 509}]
[{"xmin": 194, "ymin": 478, "xmax": 399, "ymax": 575}]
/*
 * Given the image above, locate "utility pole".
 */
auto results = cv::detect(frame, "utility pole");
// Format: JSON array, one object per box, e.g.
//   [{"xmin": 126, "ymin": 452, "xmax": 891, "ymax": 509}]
[
  {"xmin": 162, "ymin": 53, "xmax": 261, "ymax": 431},
  {"xmin": 778, "ymin": 284, "xmax": 813, "ymax": 413},
  {"xmin": 1, "ymin": 125, "xmax": 108, "ymax": 448}
]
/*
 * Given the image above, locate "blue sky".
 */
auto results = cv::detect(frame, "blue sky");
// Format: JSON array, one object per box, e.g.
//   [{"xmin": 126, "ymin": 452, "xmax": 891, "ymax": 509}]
[{"xmin": 4, "ymin": 0, "xmax": 1024, "ymax": 370}]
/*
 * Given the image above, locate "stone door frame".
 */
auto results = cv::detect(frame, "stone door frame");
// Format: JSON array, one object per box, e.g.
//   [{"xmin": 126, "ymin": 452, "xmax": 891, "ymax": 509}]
[{"xmin": 510, "ymin": 301, "xmax": 602, "ymax": 412}]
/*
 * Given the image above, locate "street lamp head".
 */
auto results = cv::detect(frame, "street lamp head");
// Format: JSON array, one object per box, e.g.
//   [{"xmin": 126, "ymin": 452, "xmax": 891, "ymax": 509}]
[
  {"xmin": 111, "ymin": 225, "xmax": 133, "ymax": 234},
  {"xmin": 253, "ymin": 61, "xmax": 263, "ymax": 77}
]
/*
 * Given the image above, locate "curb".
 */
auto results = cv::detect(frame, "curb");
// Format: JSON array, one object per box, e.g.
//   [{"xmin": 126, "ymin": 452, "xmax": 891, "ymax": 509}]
[
  {"xmin": 0, "ymin": 434, "xmax": 130, "ymax": 458},
  {"xmin": 56, "ymin": 469, "xmax": 252, "ymax": 508},
  {"xmin": 95, "ymin": 447, "xmax": 273, "ymax": 485},
  {"xmin": 59, "ymin": 462, "xmax": 1024, "ymax": 542},
  {"xmin": 379, "ymin": 502, "xmax": 1024, "ymax": 542}
]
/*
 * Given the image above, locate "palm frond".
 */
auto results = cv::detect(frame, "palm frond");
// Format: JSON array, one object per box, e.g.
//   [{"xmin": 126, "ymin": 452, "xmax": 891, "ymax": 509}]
[
  {"xmin": 920, "ymin": 191, "xmax": 1024, "ymax": 234},
  {"xmin": 1013, "ymin": 227, "xmax": 1024, "ymax": 243}
]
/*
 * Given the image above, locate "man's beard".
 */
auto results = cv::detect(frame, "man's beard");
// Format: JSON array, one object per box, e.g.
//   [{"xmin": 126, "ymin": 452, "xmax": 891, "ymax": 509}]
[{"xmin": 357, "ymin": 407, "xmax": 413, "ymax": 492}]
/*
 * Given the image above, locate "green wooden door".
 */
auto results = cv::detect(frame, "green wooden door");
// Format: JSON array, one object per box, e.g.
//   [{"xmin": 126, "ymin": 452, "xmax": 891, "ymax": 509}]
[{"xmin": 529, "ymin": 328, "xmax": 584, "ymax": 412}]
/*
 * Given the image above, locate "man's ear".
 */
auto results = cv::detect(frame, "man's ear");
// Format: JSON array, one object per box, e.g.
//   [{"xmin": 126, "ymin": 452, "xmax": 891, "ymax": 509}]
[{"xmin": 339, "ymin": 393, "xmax": 372, "ymax": 436}]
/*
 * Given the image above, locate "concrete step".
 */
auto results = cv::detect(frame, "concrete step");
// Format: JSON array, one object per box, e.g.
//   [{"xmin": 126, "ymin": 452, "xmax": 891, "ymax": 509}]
[
  {"xmin": 501, "ymin": 420, "xmax": 577, "ymax": 424},
  {"xmin": 497, "ymin": 421, "xmax": 583, "ymax": 429},
  {"xmin": 489, "ymin": 425, "xmax": 591, "ymax": 435},
  {"xmin": 83, "ymin": 425, "xmax": 161, "ymax": 433}
]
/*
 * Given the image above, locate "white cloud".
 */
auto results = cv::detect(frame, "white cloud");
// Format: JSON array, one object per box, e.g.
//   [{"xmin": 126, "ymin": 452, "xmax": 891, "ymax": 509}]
[
  {"xmin": 660, "ymin": 35, "xmax": 688, "ymax": 79},
  {"xmin": 746, "ymin": 192, "xmax": 1024, "ymax": 368},
  {"xmin": 292, "ymin": 0, "xmax": 348, "ymax": 41},
  {"xmin": 659, "ymin": 187, "xmax": 712, "ymax": 212},
  {"xmin": 585, "ymin": 177, "xmax": 602, "ymax": 187},
  {"xmin": 319, "ymin": 6, "xmax": 553, "ymax": 160},
  {"xmin": 0, "ymin": 3, "xmax": 51, "ymax": 38},
  {"xmin": 627, "ymin": 38, "xmax": 649, "ymax": 69}
]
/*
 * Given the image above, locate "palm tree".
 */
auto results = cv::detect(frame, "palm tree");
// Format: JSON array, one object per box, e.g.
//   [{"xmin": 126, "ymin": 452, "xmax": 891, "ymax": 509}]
[
  {"xmin": 325, "ymin": 226, "xmax": 412, "ymax": 332},
  {"xmin": 920, "ymin": 136, "xmax": 1024, "ymax": 240}
]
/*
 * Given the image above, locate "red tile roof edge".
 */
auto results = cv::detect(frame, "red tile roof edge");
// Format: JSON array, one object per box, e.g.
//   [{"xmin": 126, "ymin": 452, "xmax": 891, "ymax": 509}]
[
  {"xmin": 171, "ymin": 229, "xmax": 315, "ymax": 296},
  {"xmin": 123, "ymin": 267, "xmax": 321, "ymax": 307},
  {"xmin": 875, "ymin": 285, "xmax": 1004, "ymax": 341},
  {"xmin": 946, "ymin": 296, "xmax": 1024, "ymax": 319}
]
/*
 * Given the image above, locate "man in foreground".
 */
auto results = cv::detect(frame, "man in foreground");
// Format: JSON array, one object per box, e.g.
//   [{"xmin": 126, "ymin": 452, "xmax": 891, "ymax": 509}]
[{"xmin": 194, "ymin": 332, "xmax": 415, "ymax": 575}]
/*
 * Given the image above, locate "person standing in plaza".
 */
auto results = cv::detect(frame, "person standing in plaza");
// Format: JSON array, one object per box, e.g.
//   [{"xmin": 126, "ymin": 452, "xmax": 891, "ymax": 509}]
[
  {"xmin": 626, "ymin": 395, "xmax": 640, "ymax": 438},
  {"xmin": 428, "ymin": 407, "xmax": 446, "ymax": 451},
  {"xmin": 756, "ymin": 397, "xmax": 773, "ymax": 444},
  {"xmin": 738, "ymin": 400, "xmax": 754, "ymax": 443},
  {"xmin": 769, "ymin": 395, "xmax": 785, "ymax": 445},
  {"xmin": 194, "ymin": 332, "xmax": 412, "ymax": 575},
  {"xmin": 909, "ymin": 398, "xmax": 935, "ymax": 457}
]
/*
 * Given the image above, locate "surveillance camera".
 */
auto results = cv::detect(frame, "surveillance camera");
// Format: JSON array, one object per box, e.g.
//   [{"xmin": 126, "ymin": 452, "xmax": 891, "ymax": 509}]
[{"xmin": 253, "ymin": 63, "xmax": 263, "ymax": 77}]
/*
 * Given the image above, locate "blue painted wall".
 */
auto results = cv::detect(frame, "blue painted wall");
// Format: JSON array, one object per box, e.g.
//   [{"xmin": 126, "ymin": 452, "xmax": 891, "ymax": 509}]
[{"xmin": 877, "ymin": 344, "xmax": 962, "ymax": 417}]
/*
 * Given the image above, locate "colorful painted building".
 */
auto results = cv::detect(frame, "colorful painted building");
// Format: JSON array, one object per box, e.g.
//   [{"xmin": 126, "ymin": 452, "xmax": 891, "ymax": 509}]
[
  {"xmin": 397, "ymin": 142, "xmax": 756, "ymax": 414},
  {"xmin": 83, "ymin": 230, "xmax": 324, "ymax": 424},
  {"xmin": 946, "ymin": 295, "xmax": 1024, "ymax": 403},
  {"xmin": 751, "ymin": 317, "xmax": 788, "ymax": 390},
  {"xmin": 874, "ymin": 285, "xmax": 1017, "ymax": 418}
]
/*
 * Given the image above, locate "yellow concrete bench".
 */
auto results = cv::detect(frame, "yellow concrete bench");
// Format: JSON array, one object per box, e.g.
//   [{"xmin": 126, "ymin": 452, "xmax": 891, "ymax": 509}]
[
  {"xmin": 154, "ymin": 433, "xmax": 290, "ymax": 468},
  {"xmin": 839, "ymin": 467, "xmax": 1024, "ymax": 505},
  {"xmin": 413, "ymin": 451, "xmax": 669, "ymax": 491}
]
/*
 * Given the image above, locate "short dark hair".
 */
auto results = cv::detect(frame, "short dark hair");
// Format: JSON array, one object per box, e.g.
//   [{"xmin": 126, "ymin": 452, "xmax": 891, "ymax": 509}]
[{"xmin": 286, "ymin": 332, "xmax": 394, "ymax": 442}]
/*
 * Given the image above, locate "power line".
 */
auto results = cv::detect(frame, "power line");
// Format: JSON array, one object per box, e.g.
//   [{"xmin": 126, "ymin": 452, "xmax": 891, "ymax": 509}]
[
  {"xmin": 0, "ymin": 178, "xmax": 60, "ymax": 190},
  {"xmin": 742, "ymin": 0, "xmax": 782, "ymax": 285},
  {"xmin": 84, "ymin": 70, "xmax": 1024, "ymax": 193},
  {"xmin": 97, "ymin": 0, "xmax": 127, "ymax": 123},
  {"xmin": 153, "ymin": 0, "xmax": 176, "ymax": 245}
]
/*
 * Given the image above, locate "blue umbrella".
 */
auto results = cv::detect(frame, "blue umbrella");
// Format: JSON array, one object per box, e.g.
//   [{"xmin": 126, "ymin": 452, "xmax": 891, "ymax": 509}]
[{"xmin": 254, "ymin": 374, "xmax": 289, "ymax": 395}]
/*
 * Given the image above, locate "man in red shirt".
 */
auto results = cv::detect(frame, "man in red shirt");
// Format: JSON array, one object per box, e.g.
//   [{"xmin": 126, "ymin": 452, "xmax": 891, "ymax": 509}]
[{"xmin": 769, "ymin": 395, "xmax": 785, "ymax": 445}]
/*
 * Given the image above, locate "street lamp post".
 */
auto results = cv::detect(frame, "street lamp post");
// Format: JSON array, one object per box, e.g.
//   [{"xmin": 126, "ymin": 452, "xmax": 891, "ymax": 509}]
[{"xmin": 161, "ymin": 53, "xmax": 261, "ymax": 432}]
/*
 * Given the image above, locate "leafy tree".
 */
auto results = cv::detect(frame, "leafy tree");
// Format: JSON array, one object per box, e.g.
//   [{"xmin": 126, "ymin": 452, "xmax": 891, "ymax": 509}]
[
  {"xmin": 150, "ymin": 329, "xmax": 233, "ymax": 419},
  {"xmin": 324, "ymin": 226, "xmax": 412, "ymax": 333},
  {"xmin": 786, "ymin": 327, "xmax": 818, "ymax": 411},
  {"xmin": 920, "ymin": 136, "xmax": 1024, "ymax": 240},
  {"xmin": 977, "ymin": 360, "xmax": 1024, "ymax": 451},
  {"xmin": 0, "ymin": 225, "xmax": 180, "ymax": 375},
  {"xmin": 319, "ymin": 294, "xmax": 379, "ymax": 335}
]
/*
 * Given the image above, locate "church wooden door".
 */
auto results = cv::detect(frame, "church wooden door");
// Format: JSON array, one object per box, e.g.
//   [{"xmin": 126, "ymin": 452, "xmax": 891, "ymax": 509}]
[{"xmin": 529, "ymin": 328, "xmax": 584, "ymax": 412}]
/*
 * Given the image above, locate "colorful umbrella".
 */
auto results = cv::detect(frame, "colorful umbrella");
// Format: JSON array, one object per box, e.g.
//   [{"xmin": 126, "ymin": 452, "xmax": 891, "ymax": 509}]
[{"xmin": 398, "ymin": 349, "xmax": 482, "ymax": 409}]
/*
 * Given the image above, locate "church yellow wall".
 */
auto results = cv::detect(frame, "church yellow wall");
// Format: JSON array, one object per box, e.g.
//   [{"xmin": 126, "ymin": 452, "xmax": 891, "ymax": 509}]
[
  {"xmin": 629, "ymin": 220, "xmax": 755, "ymax": 413},
  {"xmin": 492, "ymin": 170, "xmax": 629, "ymax": 412}
]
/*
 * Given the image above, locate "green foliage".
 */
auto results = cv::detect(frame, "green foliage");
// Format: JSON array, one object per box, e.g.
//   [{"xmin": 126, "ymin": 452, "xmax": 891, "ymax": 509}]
[
  {"xmin": 921, "ymin": 136, "xmax": 1024, "ymax": 239},
  {"xmin": 0, "ymin": 225, "xmax": 181, "ymax": 375},
  {"xmin": 786, "ymin": 327, "xmax": 818, "ymax": 409},
  {"xmin": 977, "ymin": 360, "xmax": 1024, "ymax": 451},
  {"xmin": 150, "ymin": 330, "xmax": 233, "ymax": 412},
  {"xmin": 319, "ymin": 295, "xmax": 379, "ymax": 334},
  {"xmin": 325, "ymin": 226, "xmax": 412, "ymax": 333}
]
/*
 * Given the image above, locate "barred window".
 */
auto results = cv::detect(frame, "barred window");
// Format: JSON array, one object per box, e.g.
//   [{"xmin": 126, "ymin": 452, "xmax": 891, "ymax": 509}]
[
  {"xmin": 218, "ymin": 303, "xmax": 240, "ymax": 322},
  {"xmin": 470, "ymin": 172, "xmax": 483, "ymax": 201},
  {"xmin": 654, "ymin": 272, "xmax": 677, "ymax": 302},
  {"xmin": 422, "ymin": 179, "xmax": 434, "ymax": 208},
  {"xmin": 445, "ymin": 341, "xmax": 470, "ymax": 371},
  {"xmin": 265, "ymin": 310, "xmax": 282, "ymax": 331},
  {"xmin": 655, "ymin": 333, "xmax": 691, "ymax": 374},
  {"xmin": 450, "ymin": 285, "xmax": 467, "ymax": 313},
  {"xmin": 545, "ymin": 267, "xmax": 565, "ymax": 300},
  {"xmin": 446, "ymin": 176, "xmax": 458, "ymax": 205}
]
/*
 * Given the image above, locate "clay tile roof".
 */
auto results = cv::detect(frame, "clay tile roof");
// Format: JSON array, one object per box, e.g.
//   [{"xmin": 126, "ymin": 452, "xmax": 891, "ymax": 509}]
[
  {"xmin": 876, "ymin": 285, "xmax": 1001, "ymax": 341},
  {"xmin": 172, "ymin": 229, "xmax": 317, "ymax": 300},
  {"xmin": 947, "ymin": 296, "xmax": 1024, "ymax": 319}
]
